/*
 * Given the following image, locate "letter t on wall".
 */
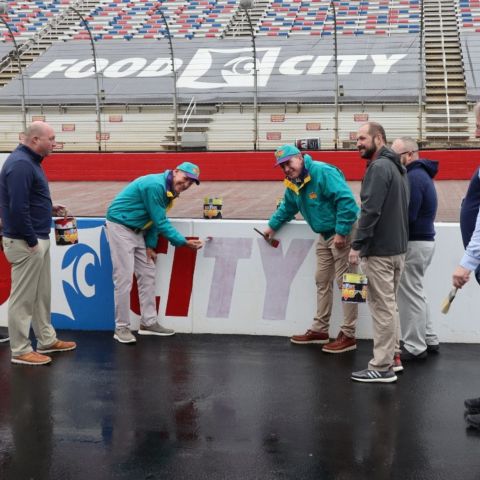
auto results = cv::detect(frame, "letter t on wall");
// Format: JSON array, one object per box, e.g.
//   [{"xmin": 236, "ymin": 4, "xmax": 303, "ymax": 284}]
[{"xmin": 204, "ymin": 238, "xmax": 253, "ymax": 318}]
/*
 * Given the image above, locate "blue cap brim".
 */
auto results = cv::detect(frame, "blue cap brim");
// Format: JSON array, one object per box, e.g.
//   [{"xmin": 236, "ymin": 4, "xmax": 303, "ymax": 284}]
[
  {"xmin": 274, "ymin": 154, "xmax": 296, "ymax": 167},
  {"xmin": 184, "ymin": 172, "xmax": 200, "ymax": 185}
]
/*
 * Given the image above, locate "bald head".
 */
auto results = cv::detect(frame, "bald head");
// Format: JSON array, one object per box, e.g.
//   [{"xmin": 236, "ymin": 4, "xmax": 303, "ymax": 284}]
[
  {"xmin": 23, "ymin": 121, "xmax": 56, "ymax": 157},
  {"xmin": 391, "ymin": 137, "xmax": 419, "ymax": 166}
]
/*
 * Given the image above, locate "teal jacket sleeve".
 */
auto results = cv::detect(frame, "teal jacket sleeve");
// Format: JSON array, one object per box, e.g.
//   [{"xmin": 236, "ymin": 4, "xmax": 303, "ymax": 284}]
[
  {"xmin": 140, "ymin": 184, "xmax": 187, "ymax": 249},
  {"xmin": 268, "ymin": 189, "xmax": 299, "ymax": 231},
  {"xmin": 318, "ymin": 167, "xmax": 359, "ymax": 236}
]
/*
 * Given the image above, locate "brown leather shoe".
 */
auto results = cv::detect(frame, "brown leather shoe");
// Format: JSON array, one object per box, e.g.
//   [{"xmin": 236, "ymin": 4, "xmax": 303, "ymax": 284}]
[
  {"xmin": 322, "ymin": 331, "xmax": 356, "ymax": 353},
  {"xmin": 290, "ymin": 329, "xmax": 329, "ymax": 345},
  {"xmin": 37, "ymin": 340, "xmax": 77, "ymax": 354},
  {"xmin": 11, "ymin": 351, "xmax": 52, "ymax": 365}
]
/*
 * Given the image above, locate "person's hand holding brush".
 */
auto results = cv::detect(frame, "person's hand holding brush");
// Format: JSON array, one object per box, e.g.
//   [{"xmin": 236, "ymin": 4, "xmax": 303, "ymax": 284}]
[{"xmin": 452, "ymin": 265, "xmax": 471, "ymax": 289}]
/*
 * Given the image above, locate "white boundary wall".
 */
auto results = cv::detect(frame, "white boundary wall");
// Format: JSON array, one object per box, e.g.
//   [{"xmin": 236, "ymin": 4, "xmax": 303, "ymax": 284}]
[{"xmin": 0, "ymin": 219, "xmax": 478, "ymax": 342}]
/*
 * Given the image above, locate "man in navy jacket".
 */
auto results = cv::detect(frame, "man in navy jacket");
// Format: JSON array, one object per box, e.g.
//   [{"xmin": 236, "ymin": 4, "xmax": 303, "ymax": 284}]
[
  {"xmin": 453, "ymin": 101, "xmax": 480, "ymax": 430},
  {"xmin": 0, "ymin": 122, "xmax": 76, "ymax": 365},
  {"xmin": 392, "ymin": 137, "xmax": 439, "ymax": 360}
]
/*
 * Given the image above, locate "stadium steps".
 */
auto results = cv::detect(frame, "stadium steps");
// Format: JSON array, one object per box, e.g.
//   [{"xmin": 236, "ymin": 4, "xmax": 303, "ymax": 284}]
[
  {"xmin": 0, "ymin": 0, "xmax": 99, "ymax": 88},
  {"xmin": 162, "ymin": 105, "xmax": 216, "ymax": 151},
  {"xmin": 222, "ymin": 0, "xmax": 272, "ymax": 37},
  {"xmin": 422, "ymin": 0, "xmax": 470, "ymax": 144}
]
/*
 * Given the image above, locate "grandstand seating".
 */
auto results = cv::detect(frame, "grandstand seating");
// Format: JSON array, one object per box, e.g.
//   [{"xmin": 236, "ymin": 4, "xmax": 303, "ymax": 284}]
[
  {"xmin": 458, "ymin": 0, "xmax": 480, "ymax": 31},
  {"xmin": 60, "ymin": 0, "xmax": 240, "ymax": 41},
  {"xmin": 0, "ymin": 0, "xmax": 423, "ymax": 42},
  {"xmin": 0, "ymin": 0, "xmax": 68, "ymax": 43}
]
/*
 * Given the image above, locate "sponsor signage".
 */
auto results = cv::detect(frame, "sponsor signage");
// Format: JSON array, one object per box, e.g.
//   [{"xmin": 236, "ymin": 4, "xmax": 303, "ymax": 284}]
[
  {"xmin": 267, "ymin": 132, "xmax": 282, "ymax": 140},
  {"xmin": 0, "ymin": 36, "xmax": 420, "ymax": 104},
  {"xmin": 354, "ymin": 113, "xmax": 369, "ymax": 122},
  {"xmin": 0, "ymin": 219, "xmax": 478, "ymax": 342}
]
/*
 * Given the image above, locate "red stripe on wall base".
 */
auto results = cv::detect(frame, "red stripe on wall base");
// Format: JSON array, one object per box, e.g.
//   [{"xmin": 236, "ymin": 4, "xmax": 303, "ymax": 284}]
[{"xmin": 43, "ymin": 150, "xmax": 480, "ymax": 182}]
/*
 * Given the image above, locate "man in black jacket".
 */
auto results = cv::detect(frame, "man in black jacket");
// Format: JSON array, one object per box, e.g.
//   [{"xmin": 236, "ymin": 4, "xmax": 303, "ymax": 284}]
[{"xmin": 348, "ymin": 122, "xmax": 409, "ymax": 383}]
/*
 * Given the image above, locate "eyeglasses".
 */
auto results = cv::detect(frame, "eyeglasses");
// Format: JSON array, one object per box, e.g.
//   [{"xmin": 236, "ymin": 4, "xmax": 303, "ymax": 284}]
[{"xmin": 397, "ymin": 150, "xmax": 418, "ymax": 156}]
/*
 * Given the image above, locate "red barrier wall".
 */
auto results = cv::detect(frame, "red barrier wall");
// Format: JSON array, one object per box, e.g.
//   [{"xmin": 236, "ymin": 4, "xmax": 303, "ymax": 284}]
[{"xmin": 43, "ymin": 149, "xmax": 480, "ymax": 181}]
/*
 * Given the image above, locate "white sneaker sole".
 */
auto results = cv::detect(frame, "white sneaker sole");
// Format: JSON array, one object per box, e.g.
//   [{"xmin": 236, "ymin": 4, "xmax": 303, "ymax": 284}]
[
  {"xmin": 351, "ymin": 375, "xmax": 397, "ymax": 383},
  {"xmin": 37, "ymin": 345, "xmax": 77, "ymax": 354},
  {"xmin": 11, "ymin": 357, "xmax": 52, "ymax": 365},
  {"xmin": 0, "ymin": 338, "xmax": 9, "ymax": 343},
  {"xmin": 290, "ymin": 339, "xmax": 329, "ymax": 345},
  {"xmin": 137, "ymin": 330, "xmax": 175, "ymax": 337},
  {"xmin": 322, "ymin": 344, "xmax": 357, "ymax": 354},
  {"xmin": 113, "ymin": 334, "xmax": 136, "ymax": 344}
]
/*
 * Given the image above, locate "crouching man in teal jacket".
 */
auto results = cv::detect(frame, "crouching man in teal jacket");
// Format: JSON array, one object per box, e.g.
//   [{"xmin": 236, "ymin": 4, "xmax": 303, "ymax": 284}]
[
  {"xmin": 106, "ymin": 162, "xmax": 203, "ymax": 344},
  {"xmin": 264, "ymin": 145, "xmax": 359, "ymax": 353}
]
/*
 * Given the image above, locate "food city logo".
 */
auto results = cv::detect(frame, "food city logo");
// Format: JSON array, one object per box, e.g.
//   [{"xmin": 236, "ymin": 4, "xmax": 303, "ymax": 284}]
[{"xmin": 31, "ymin": 47, "xmax": 407, "ymax": 87}]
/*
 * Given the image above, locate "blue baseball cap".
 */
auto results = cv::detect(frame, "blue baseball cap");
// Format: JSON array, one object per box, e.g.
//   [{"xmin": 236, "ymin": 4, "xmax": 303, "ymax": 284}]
[
  {"xmin": 176, "ymin": 162, "xmax": 200, "ymax": 185},
  {"xmin": 274, "ymin": 144, "xmax": 301, "ymax": 166}
]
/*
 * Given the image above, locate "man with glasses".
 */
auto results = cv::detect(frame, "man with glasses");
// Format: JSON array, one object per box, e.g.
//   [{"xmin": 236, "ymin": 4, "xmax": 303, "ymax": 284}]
[
  {"xmin": 391, "ymin": 137, "xmax": 439, "ymax": 361},
  {"xmin": 263, "ymin": 144, "xmax": 360, "ymax": 354}
]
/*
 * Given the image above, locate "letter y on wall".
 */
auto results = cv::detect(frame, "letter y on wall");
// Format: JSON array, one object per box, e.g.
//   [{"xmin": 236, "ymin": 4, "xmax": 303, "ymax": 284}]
[{"xmin": 259, "ymin": 238, "xmax": 314, "ymax": 320}]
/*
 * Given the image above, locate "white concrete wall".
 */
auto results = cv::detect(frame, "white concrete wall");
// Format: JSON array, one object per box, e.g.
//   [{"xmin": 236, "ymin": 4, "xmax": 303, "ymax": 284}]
[{"xmin": 0, "ymin": 218, "xmax": 478, "ymax": 342}]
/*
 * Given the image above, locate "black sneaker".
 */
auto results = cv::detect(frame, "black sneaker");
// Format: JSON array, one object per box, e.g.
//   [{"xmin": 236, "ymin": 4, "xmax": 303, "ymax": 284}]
[
  {"xmin": 351, "ymin": 368, "xmax": 397, "ymax": 383},
  {"xmin": 400, "ymin": 346, "xmax": 427, "ymax": 361},
  {"xmin": 465, "ymin": 397, "xmax": 480, "ymax": 415},
  {"xmin": 465, "ymin": 413, "xmax": 480, "ymax": 430},
  {"xmin": 0, "ymin": 333, "xmax": 9, "ymax": 343},
  {"xmin": 427, "ymin": 344, "xmax": 440, "ymax": 353}
]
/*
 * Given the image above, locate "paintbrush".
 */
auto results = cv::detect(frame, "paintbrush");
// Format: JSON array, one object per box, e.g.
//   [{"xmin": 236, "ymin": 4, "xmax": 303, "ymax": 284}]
[
  {"xmin": 441, "ymin": 288, "xmax": 458, "ymax": 314},
  {"xmin": 253, "ymin": 228, "xmax": 280, "ymax": 248}
]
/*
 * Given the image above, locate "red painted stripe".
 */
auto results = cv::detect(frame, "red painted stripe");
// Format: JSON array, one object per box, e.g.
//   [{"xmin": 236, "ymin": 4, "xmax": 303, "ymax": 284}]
[
  {"xmin": 165, "ymin": 239, "xmax": 198, "ymax": 317},
  {"xmin": 43, "ymin": 150, "xmax": 480, "ymax": 182}
]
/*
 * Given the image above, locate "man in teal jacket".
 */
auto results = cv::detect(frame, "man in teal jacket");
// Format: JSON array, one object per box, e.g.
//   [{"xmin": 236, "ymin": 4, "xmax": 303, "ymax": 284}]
[
  {"xmin": 106, "ymin": 162, "xmax": 203, "ymax": 344},
  {"xmin": 264, "ymin": 145, "xmax": 359, "ymax": 353}
]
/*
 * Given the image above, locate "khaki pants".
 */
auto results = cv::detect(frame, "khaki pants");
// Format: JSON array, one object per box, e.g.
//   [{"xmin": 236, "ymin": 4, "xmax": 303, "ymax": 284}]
[
  {"xmin": 105, "ymin": 221, "xmax": 158, "ymax": 329},
  {"xmin": 2, "ymin": 237, "xmax": 57, "ymax": 357},
  {"xmin": 363, "ymin": 254, "xmax": 405, "ymax": 371},
  {"xmin": 312, "ymin": 226, "xmax": 358, "ymax": 338},
  {"xmin": 397, "ymin": 241, "xmax": 438, "ymax": 355}
]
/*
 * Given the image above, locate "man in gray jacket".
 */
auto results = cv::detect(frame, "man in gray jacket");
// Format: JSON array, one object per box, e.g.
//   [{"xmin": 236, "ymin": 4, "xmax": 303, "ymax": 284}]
[{"xmin": 348, "ymin": 122, "xmax": 409, "ymax": 383}]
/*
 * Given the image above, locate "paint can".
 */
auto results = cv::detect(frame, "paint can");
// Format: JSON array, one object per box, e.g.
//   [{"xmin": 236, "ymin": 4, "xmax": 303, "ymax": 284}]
[
  {"xmin": 54, "ymin": 216, "xmax": 78, "ymax": 246},
  {"xmin": 341, "ymin": 272, "xmax": 367, "ymax": 303},
  {"xmin": 203, "ymin": 197, "xmax": 223, "ymax": 219}
]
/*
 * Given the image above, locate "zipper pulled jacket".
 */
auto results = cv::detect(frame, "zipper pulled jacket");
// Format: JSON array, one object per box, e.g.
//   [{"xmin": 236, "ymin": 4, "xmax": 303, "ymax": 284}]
[
  {"xmin": 352, "ymin": 146, "xmax": 409, "ymax": 257},
  {"xmin": 268, "ymin": 155, "xmax": 359, "ymax": 238},
  {"xmin": 107, "ymin": 171, "xmax": 186, "ymax": 248}
]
